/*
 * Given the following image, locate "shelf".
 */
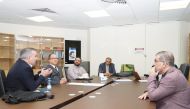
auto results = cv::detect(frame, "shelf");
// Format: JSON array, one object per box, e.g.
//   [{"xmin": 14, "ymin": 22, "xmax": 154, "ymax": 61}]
[
  {"xmin": 0, "ymin": 33, "xmax": 15, "ymax": 71},
  {"xmin": 16, "ymin": 35, "xmax": 65, "ymax": 70},
  {"xmin": 0, "ymin": 34, "xmax": 65, "ymax": 72},
  {"xmin": 0, "ymin": 57, "xmax": 14, "ymax": 59},
  {"xmin": 0, "ymin": 45, "xmax": 14, "ymax": 47}
]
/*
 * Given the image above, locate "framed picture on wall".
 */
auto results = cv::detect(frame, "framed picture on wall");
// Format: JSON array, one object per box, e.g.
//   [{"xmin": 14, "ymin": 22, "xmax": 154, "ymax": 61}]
[
  {"xmin": 69, "ymin": 47, "xmax": 76, "ymax": 61},
  {"xmin": 65, "ymin": 40, "xmax": 81, "ymax": 64}
]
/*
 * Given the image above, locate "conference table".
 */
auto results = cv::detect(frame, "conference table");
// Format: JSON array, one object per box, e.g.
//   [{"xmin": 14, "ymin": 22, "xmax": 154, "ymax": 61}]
[
  {"xmin": 0, "ymin": 77, "xmax": 155, "ymax": 109},
  {"xmin": 62, "ymin": 81, "xmax": 155, "ymax": 109},
  {"xmin": 0, "ymin": 77, "xmax": 113, "ymax": 109}
]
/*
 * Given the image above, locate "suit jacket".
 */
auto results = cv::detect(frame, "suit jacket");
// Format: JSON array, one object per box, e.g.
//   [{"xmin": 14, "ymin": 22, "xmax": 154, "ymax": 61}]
[
  {"xmin": 46, "ymin": 64, "xmax": 64, "ymax": 85},
  {"xmin": 98, "ymin": 63, "xmax": 116, "ymax": 75},
  {"xmin": 6, "ymin": 59, "xmax": 46, "ymax": 92},
  {"xmin": 147, "ymin": 67, "xmax": 190, "ymax": 109}
]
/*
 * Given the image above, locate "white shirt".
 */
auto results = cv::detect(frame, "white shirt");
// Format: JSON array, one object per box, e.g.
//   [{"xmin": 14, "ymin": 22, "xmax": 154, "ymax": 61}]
[{"xmin": 67, "ymin": 64, "xmax": 88, "ymax": 80}]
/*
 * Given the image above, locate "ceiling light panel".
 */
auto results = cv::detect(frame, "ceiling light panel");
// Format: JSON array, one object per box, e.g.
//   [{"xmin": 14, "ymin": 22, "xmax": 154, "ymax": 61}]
[
  {"xmin": 160, "ymin": 0, "xmax": 190, "ymax": 10},
  {"xmin": 26, "ymin": 16, "xmax": 53, "ymax": 22},
  {"xmin": 84, "ymin": 10, "xmax": 110, "ymax": 18}
]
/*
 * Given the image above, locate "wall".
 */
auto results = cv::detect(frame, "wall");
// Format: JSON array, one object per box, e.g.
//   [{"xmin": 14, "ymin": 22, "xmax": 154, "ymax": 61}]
[
  {"xmin": 1, "ymin": 21, "xmax": 189, "ymax": 77},
  {"xmin": 145, "ymin": 22, "xmax": 180, "ymax": 72},
  {"xmin": 89, "ymin": 21, "xmax": 188, "ymax": 76},
  {"xmin": 90, "ymin": 24, "xmax": 146, "ymax": 76},
  {"xmin": 0, "ymin": 23, "xmax": 89, "ymax": 66},
  {"xmin": 179, "ymin": 22, "xmax": 189, "ymax": 65}
]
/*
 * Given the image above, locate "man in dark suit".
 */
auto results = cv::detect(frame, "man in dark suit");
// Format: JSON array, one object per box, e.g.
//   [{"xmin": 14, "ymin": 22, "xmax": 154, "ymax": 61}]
[
  {"xmin": 138, "ymin": 51, "xmax": 190, "ymax": 109},
  {"xmin": 6, "ymin": 48, "xmax": 52, "ymax": 92},
  {"xmin": 98, "ymin": 57, "xmax": 116, "ymax": 77},
  {"xmin": 46, "ymin": 53, "xmax": 67, "ymax": 85}
]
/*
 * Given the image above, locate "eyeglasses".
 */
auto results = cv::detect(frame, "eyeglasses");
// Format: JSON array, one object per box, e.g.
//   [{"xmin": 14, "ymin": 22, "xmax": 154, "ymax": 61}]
[
  {"xmin": 50, "ymin": 58, "xmax": 58, "ymax": 60},
  {"xmin": 154, "ymin": 59, "xmax": 163, "ymax": 63}
]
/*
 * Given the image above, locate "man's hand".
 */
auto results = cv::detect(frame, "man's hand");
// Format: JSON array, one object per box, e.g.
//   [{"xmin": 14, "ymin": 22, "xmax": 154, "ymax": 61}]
[
  {"xmin": 149, "ymin": 67, "xmax": 158, "ymax": 77},
  {"xmin": 40, "ymin": 68, "xmax": 52, "ymax": 77},
  {"xmin": 104, "ymin": 72, "xmax": 112, "ymax": 77},
  {"xmin": 60, "ymin": 78, "xmax": 67, "ymax": 84},
  {"xmin": 138, "ymin": 92, "xmax": 148, "ymax": 100}
]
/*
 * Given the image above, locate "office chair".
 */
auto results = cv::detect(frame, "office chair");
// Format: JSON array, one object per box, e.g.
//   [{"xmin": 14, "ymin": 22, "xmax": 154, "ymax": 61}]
[
  {"xmin": 0, "ymin": 69, "xmax": 6, "ymax": 97},
  {"xmin": 179, "ymin": 63, "xmax": 189, "ymax": 80},
  {"xmin": 80, "ymin": 61, "xmax": 90, "ymax": 76},
  {"xmin": 64, "ymin": 67, "xmax": 70, "ymax": 81}
]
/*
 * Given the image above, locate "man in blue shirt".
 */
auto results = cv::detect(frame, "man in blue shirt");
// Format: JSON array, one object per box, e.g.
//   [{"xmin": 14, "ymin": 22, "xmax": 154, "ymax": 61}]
[{"xmin": 98, "ymin": 57, "xmax": 116, "ymax": 77}]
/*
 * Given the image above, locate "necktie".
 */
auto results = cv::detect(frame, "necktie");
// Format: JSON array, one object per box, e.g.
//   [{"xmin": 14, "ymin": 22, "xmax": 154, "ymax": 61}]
[{"xmin": 55, "ymin": 67, "xmax": 58, "ymax": 71}]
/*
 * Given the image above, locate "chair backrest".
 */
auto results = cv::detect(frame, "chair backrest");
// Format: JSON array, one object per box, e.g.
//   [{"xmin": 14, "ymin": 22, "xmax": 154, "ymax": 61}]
[
  {"xmin": 179, "ymin": 63, "xmax": 189, "ymax": 80},
  {"xmin": 80, "ymin": 61, "xmax": 90, "ymax": 76},
  {"xmin": 0, "ymin": 69, "xmax": 6, "ymax": 97},
  {"xmin": 64, "ymin": 67, "xmax": 69, "ymax": 81}
]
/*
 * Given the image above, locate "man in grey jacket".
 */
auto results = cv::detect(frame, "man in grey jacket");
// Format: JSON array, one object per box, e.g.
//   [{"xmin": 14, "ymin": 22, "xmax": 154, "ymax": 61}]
[
  {"xmin": 138, "ymin": 51, "xmax": 190, "ymax": 109},
  {"xmin": 46, "ymin": 53, "xmax": 67, "ymax": 85}
]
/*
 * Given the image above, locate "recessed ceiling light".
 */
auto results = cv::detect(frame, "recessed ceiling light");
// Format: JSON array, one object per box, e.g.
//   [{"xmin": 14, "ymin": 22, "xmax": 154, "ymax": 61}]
[
  {"xmin": 160, "ymin": 0, "xmax": 190, "ymax": 10},
  {"xmin": 26, "ymin": 16, "xmax": 53, "ymax": 22},
  {"xmin": 84, "ymin": 10, "xmax": 110, "ymax": 18},
  {"xmin": 3, "ymin": 40, "xmax": 8, "ymax": 42}
]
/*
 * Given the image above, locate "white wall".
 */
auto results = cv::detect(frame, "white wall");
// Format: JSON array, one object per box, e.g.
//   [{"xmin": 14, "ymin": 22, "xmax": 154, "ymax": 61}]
[
  {"xmin": 145, "ymin": 22, "xmax": 180, "ymax": 71},
  {"xmin": 1, "ymin": 21, "xmax": 189, "ymax": 76},
  {"xmin": 0, "ymin": 23, "xmax": 89, "ymax": 64},
  {"xmin": 89, "ymin": 21, "xmax": 188, "ymax": 76},
  {"xmin": 179, "ymin": 22, "xmax": 190, "ymax": 65},
  {"xmin": 90, "ymin": 24, "xmax": 146, "ymax": 76}
]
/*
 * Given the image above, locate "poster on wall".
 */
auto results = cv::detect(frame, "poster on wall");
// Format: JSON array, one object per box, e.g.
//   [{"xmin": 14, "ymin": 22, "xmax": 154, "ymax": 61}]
[
  {"xmin": 65, "ymin": 40, "xmax": 81, "ymax": 64},
  {"xmin": 69, "ymin": 47, "xmax": 76, "ymax": 60}
]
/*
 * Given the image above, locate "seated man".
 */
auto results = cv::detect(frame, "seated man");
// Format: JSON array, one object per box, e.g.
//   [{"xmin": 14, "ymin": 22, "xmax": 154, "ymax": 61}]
[
  {"xmin": 67, "ymin": 57, "xmax": 88, "ymax": 80},
  {"xmin": 46, "ymin": 53, "xmax": 67, "ymax": 85},
  {"xmin": 6, "ymin": 48, "xmax": 52, "ymax": 92},
  {"xmin": 138, "ymin": 51, "xmax": 190, "ymax": 109},
  {"xmin": 98, "ymin": 57, "xmax": 116, "ymax": 77}
]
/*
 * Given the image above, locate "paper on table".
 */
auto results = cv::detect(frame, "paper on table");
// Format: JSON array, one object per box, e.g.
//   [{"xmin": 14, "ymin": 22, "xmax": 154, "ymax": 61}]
[
  {"xmin": 67, "ymin": 82, "xmax": 105, "ymax": 86},
  {"xmin": 138, "ymin": 80, "xmax": 148, "ymax": 82},
  {"xmin": 78, "ymin": 73, "xmax": 89, "ymax": 78},
  {"xmin": 114, "ymin": 79, "xmax": 132, "ymax": 82}
]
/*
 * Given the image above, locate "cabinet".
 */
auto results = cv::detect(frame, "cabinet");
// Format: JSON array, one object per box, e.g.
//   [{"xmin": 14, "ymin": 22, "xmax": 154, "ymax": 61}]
[
  {"xmin": 0, "ymin": 34, "xmax": 64, "ymax": 74},
  {"xmin": 16, "ymin": 35, "xmax": 64, "ymax": 72},
  {"xmin": 0, "ymin": 33, "xmax": 15, "ymax": 73}
]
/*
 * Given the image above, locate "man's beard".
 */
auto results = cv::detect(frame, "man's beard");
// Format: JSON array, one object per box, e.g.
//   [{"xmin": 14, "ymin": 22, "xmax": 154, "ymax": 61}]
[{"xmin": 74, "ymin": 63, "xmax": 80, "ymax": 66}]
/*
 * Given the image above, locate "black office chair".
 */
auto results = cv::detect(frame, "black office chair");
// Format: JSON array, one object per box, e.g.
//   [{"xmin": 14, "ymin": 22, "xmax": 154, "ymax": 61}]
[
  {"xmin": 64, "ymin": 67, "xmax": 70, "ymax": 81},
  {"xmin": 0, "ymin": 69, "xmax": 6, "ymax": 97},
  {"xmin": 179, "ymin": 63, "xmax": 189, "ymax": 80}
]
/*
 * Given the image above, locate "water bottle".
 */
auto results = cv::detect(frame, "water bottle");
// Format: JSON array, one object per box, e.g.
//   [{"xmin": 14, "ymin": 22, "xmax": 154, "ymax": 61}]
[{"xmin": 46, "ymin": 78, "xmax": 52, "ymax": 96}]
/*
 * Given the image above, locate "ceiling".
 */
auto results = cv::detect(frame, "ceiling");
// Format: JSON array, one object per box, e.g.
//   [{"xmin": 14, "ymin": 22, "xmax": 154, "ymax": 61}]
[{"xmin": 0, "ymin": 0, "xmax": 189, "ymax": 29}]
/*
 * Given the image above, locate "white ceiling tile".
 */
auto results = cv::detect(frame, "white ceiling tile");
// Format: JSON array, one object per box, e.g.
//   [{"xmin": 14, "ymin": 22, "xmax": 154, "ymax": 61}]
[{"xmin": 0, "ymin": 0, "xmax": 189, "ymax": 29}]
